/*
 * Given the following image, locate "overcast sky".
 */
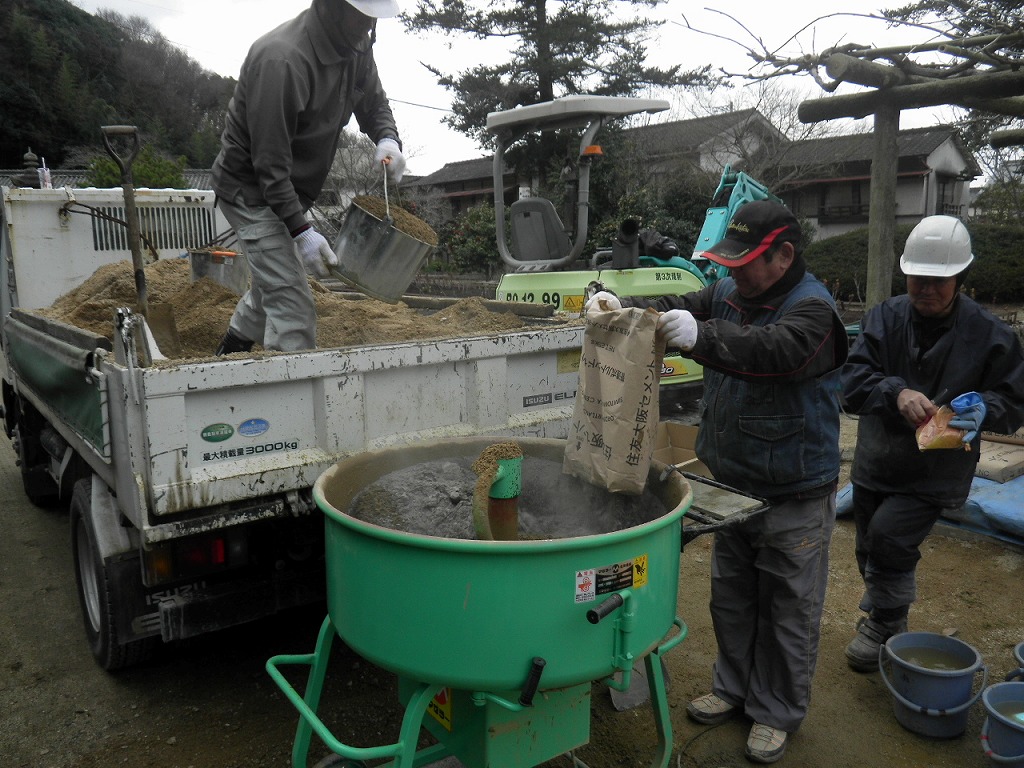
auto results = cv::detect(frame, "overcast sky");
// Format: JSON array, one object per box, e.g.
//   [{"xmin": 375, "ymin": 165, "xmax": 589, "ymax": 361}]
[{"xmin": 71, "ymin": 0, "xmax": 951, "ymax": 176}]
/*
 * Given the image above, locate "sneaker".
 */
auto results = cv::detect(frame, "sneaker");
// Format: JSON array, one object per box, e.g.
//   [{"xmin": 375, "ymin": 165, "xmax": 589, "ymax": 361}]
[
  {"xmin": 746, "ymin": 723, "xmax": 787, "ymax": 764},
  {"xmin": 215, "ymin": 328, "xmax": 254, "ymax": 356},
  {"xmin": 845, "ymin": 615, "xmax": 907, "ymax": 673},
  {"xmin": 686, "ymin": 692, "xmax": 737, "ymax": 725}
]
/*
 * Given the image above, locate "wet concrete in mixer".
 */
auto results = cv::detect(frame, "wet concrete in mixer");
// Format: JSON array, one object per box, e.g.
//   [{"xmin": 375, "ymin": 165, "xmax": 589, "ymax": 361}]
[{"xmin": 348, "ymin": 456, "xmax": 667, "ymax": 540}]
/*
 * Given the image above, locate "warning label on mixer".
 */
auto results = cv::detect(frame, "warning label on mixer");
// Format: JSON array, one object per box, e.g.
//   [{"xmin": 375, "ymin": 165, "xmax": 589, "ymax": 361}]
[
  {"xmin": 427, "ymin": 688, "xmax": 453, "ymax": 731},
  {"xmin": 574, "ymin": 555, "xmax": 648, "ymax": 602}
]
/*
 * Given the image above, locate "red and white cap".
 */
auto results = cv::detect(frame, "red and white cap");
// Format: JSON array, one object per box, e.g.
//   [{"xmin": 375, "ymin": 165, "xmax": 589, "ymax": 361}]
[{"xmin": 699, "ymin": 200, "xmax": 802, "ymax": 267}]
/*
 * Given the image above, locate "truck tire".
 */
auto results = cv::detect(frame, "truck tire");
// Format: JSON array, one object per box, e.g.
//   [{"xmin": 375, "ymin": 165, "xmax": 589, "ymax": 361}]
[
  {"xmin": 70, "ymin": 478, "xmax": 156, "ymax": 671},
  {"xmin": 12, "ymin": 417, "xmax": 59, "ymax": 508}
]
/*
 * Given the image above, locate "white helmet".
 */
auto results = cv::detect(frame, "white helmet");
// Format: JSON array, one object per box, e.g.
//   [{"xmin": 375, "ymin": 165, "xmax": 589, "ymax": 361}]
[
  {"xmin": 899, "ymin": 215, "xmax": 974, "ymax": 278},
  {"xmin": 345, "ymin": 0, "xmax": 400, "ymax": 17}
]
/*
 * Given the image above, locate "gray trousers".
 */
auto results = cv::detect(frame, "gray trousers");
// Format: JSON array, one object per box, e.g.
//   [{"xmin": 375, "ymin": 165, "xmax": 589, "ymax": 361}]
[
  {"xmin": 217, "ymin": 194, "xmax": 317, "ymax": 352},
  {"xmin": 710, "ymin": 493, "xmax": 836, "ymax": 733}
]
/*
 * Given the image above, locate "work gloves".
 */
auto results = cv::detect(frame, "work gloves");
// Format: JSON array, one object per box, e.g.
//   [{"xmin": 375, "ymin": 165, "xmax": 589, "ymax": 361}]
[
  {"xmin": 658, "ymin": 309, "xmax": 699, "ymax": 352},
  {"xmin": 293, "ymin": 227, "xmax": 336, "ymax": 278},
  {"xmin": 375, "ymin": 138, "xmax": 406, "ymax": 182},
  {"xmin": 583, "ymin": 290, "xmax": 621, "ymax": 313},
  {"xmin": 584, "ymin": 291, "xmax": 699, "ymax": 351},
  {"xmin": 949, "ymin": 391, "xmax": 987, "ymax": 443}
]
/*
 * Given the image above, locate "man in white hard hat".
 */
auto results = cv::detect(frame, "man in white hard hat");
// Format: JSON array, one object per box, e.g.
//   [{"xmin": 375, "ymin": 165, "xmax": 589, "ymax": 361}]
[
  {"xmin": 841, "ymin": 215, "xmax": 1024, "ymax": 672},
  {"xmin": 213, "ymin": 0, "xmax": 406, "ymax": 354}
]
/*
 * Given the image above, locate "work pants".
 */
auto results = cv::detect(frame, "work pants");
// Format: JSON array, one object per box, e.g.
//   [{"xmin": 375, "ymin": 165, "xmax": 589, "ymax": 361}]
[
  {"xmin": 710, "ymin": 493, "xmax": 836, "ymax": 733},
  {"xmin": 217, "ymin": 194, "xmax": 317, "ymax": 352},
  {"xmin": 850, "ymin": 486, "xmax": 943, "ymax": 615}
]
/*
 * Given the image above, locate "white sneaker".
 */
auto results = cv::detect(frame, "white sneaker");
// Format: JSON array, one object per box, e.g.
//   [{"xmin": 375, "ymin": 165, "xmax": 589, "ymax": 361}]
[
  {"xmin": 746, "ymin": 723, "xmax": 787, "ymax": 764},
  {"xmin": 685, "ymin": 692, "xmax": 737, "ymax": 725}
]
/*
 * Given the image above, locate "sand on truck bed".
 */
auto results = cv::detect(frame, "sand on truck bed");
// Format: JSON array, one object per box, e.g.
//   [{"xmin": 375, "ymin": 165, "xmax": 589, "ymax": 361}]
[{"xmin": 35, "ymin": 258, "xmax": 567, "ymax": 361}]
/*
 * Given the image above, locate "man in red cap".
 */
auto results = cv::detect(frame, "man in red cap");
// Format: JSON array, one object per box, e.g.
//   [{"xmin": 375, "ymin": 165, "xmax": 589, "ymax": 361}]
[
  {"xmin": 587, "ymin": 200, "xmax": 848, "ymax": 764},
  {"xmin": 213, "ymin": 0, "xmax": 405, "ymax": 354}
]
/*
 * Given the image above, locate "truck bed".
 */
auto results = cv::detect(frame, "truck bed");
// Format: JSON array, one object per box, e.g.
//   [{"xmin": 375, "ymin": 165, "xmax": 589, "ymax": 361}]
[{"xmin": 3, "ymin": 308, "xmax": 583, "ymax": 540}]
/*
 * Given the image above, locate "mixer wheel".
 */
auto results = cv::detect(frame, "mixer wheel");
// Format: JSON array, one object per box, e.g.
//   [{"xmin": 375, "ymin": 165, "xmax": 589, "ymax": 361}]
[{"xmin": 312, "ymin": 756, "xmax": 367, "ymax": 768}]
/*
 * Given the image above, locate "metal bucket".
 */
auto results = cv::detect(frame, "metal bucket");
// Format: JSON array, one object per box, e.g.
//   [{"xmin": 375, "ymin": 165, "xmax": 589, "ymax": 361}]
[
  {"xmin": 188, "ymin": 248, "xmax": 250, "ymax": 295},
  {"xmin": 880, "ymin": 631, "xmax": 987, "ymax": 738},
  {"xmin": 329, "ymin": 200, "xmax": 434, "ymax": 303},
  {"xmin": 313, "ymin": 437, "xmax": 692, "ymax": 691}
]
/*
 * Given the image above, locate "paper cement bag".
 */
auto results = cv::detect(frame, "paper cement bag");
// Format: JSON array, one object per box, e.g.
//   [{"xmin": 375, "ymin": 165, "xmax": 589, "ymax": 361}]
[{"xmin": 563, "ymin": 304, "xmax": 665, "ymax": 495}]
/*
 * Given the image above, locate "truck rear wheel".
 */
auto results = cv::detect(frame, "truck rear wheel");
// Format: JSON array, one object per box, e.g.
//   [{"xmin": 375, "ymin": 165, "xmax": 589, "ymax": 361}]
[
  {"xmin": 70, "ymin": 478, "xmax": 156, "ymax": 671},
  {"xmin": 11, "ymin": 409, "xmax": 59, "ymax": 508}
]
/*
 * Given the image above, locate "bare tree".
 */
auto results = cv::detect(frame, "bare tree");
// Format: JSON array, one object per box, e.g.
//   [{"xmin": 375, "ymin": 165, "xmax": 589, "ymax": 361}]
[{"xmin": 677, "ymin": 81, "xmax": 865, "ymax": 189}]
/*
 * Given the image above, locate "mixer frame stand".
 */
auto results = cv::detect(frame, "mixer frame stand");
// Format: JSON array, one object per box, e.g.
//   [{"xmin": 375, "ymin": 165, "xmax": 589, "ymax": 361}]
[{"xmin": 267, "ymin": 615, "xmax": 683, "ymax": 768}]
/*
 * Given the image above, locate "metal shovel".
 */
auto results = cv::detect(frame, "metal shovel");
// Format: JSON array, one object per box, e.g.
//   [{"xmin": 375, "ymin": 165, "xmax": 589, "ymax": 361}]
[{"xmin": 101, "ymin": 125, "xmax": 181, "ymax": 358}]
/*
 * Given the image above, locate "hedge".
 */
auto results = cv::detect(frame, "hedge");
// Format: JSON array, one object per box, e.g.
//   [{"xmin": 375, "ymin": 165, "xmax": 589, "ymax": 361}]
[{"xmin": 804, "ymin": 221, "xmax": 1024, "ymax": 304}]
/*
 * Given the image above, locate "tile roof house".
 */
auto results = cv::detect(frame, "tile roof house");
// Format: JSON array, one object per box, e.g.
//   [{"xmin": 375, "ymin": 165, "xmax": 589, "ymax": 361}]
[
  {"xmin": 770, "ymin": 126, "xmax": 981, "ymax": 239},
  {"xmin": 400, "ymin": 111, "xmax": 981, "ymax": 242},
  {"xmin": 402, "ymin": 156, "xmax": 506, "ymax": 219},
  {"xmin": 624, "ymin": 108, "xmax": 787, "ymax": 176},
  {"xmin": 4, "ymin": 115, "xmax": 980, "ymax": 244},
  {"xmin": 1, "ymin": 168, "xmax": 214, "ymax": 190}
]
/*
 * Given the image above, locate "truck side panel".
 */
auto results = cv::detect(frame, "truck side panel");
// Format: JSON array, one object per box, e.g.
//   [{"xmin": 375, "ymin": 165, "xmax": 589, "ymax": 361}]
[{"xmin": 121, "ymin": 327, "xmax": 582, "ymax": 523}]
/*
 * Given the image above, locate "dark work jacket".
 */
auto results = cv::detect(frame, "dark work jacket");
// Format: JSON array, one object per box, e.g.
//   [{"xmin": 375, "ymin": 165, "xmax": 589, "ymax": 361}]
[
  {"xmin": 212, "ymin": 0, "xmax": 400, "ymax": 234},
  {"xmin": 628, "ymin": 271, "xmax": 848, "ymax": 499},
  {"xmin": 842, "ymin": 294, "xmax": 1024, "ymax": 507}
]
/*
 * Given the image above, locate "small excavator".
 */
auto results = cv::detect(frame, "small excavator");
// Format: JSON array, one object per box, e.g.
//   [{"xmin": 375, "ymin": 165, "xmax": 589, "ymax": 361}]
[{"xmin": 485, "ymin": 95, "xmax": 780, "ymax": 398}]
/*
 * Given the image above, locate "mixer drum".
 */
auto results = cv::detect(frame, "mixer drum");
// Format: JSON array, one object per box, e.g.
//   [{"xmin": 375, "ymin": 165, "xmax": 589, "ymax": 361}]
[{"xmin": 314, "ymin": 437, "xmax": 692, "ymax": 691}]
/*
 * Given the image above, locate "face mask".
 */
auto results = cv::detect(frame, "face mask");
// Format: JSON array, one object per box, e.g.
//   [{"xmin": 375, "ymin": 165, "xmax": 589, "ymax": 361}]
[{"xmin": 336, "ymin": 2, "xmax": 375, "ymax": 52}]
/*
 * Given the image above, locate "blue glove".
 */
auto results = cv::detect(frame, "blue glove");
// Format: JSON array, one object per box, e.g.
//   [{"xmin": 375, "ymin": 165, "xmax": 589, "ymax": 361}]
[{"xmin": 949, "ymin": 391, "xmax": 986, "ymax": 443}]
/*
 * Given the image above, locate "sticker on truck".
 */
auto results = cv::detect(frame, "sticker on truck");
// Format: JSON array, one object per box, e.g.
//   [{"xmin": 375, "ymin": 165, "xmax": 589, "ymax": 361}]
[
  {"xmin": 201, "ymin": 423, "xmax": 234, "ymax": 442},
  {"xmin": 202, "ymin": 440, "xmax": 300, "ymax": 462}
]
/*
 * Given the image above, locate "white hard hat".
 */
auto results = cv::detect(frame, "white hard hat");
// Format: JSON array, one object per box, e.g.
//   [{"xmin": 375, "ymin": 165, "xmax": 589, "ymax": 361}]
[
  {"xmin": 345, "ymin": 0, "xmax": 400, "ymax": 17},
  {"xmin": 899, "ymin": 215, "xmax": 974, "ymax": 277}
]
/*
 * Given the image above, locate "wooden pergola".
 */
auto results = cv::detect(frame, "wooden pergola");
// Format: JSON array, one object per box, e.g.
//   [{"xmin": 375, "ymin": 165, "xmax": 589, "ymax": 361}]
[{"xmin": 785, "ymin": 31, "xmax": 1024, "ymax": 308}]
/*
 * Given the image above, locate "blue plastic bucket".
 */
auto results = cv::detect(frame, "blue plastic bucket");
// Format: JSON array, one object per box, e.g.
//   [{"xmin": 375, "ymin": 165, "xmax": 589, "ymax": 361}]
[
  {"xmin": 1007, "ymin": 642, "xmax": 1024, "ymax": 683},
  {"xmin": 880, "ymin": 631, "xmax": 988, "ymax": 738},
  {"xmin": 981, "ymin": 681, "xmax": 1024, "ymax": 766}
]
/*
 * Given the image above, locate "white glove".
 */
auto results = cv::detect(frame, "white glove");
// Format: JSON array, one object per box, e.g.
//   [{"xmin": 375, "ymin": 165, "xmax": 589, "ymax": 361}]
[
  {"xmin": 375, "ymin": 138, "xmax": 406, "ymax": 182},
  {"xmin": 293, "ymin": 227, "xmax": 336, "ymax": 278},
  {"xmin": 583, "ymin": 290, "xmax": 622, "ymax": 314},
  {"xmin": 658, "ymin": 309, "xmax": 698, "ymax": 351}
]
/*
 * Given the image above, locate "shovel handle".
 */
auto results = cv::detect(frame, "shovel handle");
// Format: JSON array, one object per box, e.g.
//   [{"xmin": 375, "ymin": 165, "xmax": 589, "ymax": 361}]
[{"xmin": 101, "ymin": 125, "xmax": 141, "ymax": 183}]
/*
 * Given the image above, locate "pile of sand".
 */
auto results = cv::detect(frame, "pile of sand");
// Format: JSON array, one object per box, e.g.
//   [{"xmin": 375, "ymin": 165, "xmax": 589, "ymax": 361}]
[{"xmin": 37, "ymin": 258, "xmax": 564, "ymax": 361}]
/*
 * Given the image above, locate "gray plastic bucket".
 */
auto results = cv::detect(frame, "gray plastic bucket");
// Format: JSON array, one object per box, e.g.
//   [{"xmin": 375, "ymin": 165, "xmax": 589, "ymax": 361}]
[
  {"xmin": 981, "ymin": 681, "xmax": 1024, "ymax": 766},
  {"xmin": 330, "ymin": 201, "xmax": 434, "ymax": 303},
  {"xmin": 1007, "ymin": 642, "xmax": 1024, "ymax": 682},
  {"xmin": 880, "ymin": 631, "xmax": 988, "ymax": 738}
]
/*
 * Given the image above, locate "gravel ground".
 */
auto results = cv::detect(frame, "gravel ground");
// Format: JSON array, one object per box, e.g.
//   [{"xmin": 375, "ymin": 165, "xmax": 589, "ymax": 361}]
[{"xmin": 3, "ymin": 418, "xmax": 1024, "ymax": 768}]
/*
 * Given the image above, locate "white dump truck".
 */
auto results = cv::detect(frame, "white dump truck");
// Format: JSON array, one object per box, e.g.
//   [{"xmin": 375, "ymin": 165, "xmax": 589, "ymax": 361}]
[{"xmin": 0, "ymin": 185, "xmax": 583, "ymax": 670}]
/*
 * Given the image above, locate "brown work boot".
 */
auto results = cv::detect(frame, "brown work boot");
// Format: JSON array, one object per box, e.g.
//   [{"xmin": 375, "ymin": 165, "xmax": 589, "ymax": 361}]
[{"xmin": 845, "ymin": 615, "xmax": 908, "ymax": 673}]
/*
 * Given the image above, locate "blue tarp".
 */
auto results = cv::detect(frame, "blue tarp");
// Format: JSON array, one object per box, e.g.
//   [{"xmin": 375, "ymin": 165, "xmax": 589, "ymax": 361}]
[{"xmin": 835, "ymin": 474, "xmax": 1024, "ymax": 548}]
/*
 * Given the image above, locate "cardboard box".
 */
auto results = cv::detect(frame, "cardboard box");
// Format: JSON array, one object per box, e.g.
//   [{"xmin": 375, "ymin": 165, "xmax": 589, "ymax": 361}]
[
  {"xmin": 654, "ymin": 422, "xmax": 764, "ymax": 521},
  {"xmin": 980, "ymin": 427, "xmax": 1024, "ymax": 447},
  {"xmin": 653, "ymin": 421, "xmax": 707, "ymax": 474},
  {"xmin": 975, "ymin": 440, "xmax": 1024, "ymax": 483}
]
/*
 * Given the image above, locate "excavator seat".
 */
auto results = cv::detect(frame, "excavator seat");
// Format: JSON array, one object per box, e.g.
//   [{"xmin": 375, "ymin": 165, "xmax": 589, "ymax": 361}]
[{"xmin": 509, "ymin": 197, "xmax": 572, "ymax": 263}]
